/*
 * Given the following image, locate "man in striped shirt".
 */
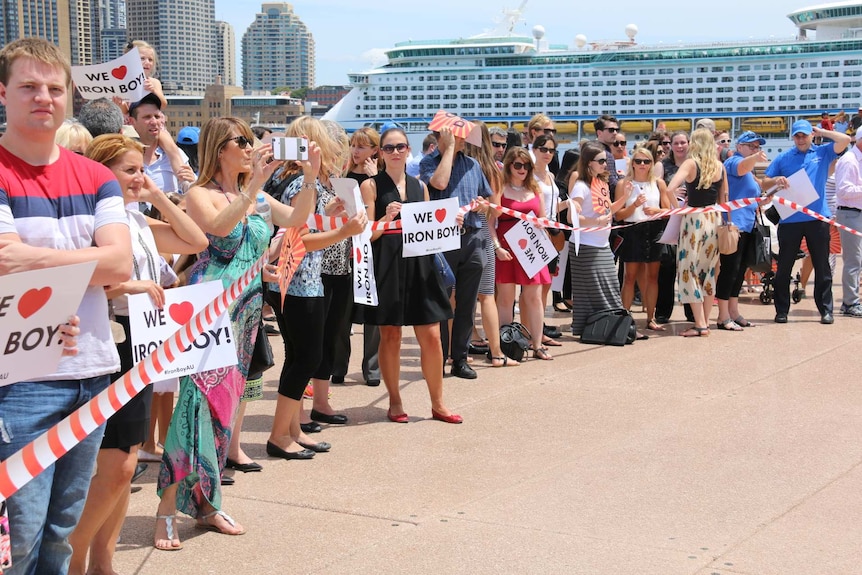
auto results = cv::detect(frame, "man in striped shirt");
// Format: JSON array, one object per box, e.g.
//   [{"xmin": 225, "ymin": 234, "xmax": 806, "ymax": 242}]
[{"xmin": 0, "ymin": 38, "xmax": 131, "ymax": 574}]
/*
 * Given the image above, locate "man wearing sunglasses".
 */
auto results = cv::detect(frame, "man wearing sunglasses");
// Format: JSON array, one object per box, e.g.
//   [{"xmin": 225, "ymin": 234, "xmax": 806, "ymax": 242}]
[
  {"xmin": 420, "ymin": 126, "xmax": 493, "ymax": 379},
  {"xmin": 489, "ymin": 127, "xmax": 508, "ymax": 165},
  {"xmin": 128, "ymin": 93, "xmax": 194, "ymax": 197},
  {"xmin": 594, "ymin": 114, "xmax": 622, "ymax": 191}
]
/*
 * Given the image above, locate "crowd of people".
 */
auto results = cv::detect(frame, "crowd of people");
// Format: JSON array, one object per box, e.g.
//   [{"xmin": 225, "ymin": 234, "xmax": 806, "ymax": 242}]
[{"xmin": 2, "ymin": 36, "xmax": 862, "ymax": 575}]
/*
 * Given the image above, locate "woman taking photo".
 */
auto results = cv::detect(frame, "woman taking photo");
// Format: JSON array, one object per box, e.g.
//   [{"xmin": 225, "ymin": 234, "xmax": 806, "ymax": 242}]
[
  {"xmin": 494, "ymin": 147, "xmax": 553, "ymax": 360},
  {"xmin": 265, "ymin": 116, "xmax": 367, "ymax": 458},
  {"xmin": 568, "ymin": 142, "xmax": 627, "ymax": 336},
  {"xmin": 69, "ymin": 134, "xmax": 207, "ymax": 573},
  {"xmin": 665, "ymin": 128, "xmax": 728, "ymax": 337},
  {"xmin": 355, "ymin": 127, "xmax": 462, "ymax": 423},
  {"xmin": 614, "ymin": 145, "xmax": 673, "ymax": 331},
  {"xmin": 154, "ymin": 117, "xmax": 317, "ymax": 550}
]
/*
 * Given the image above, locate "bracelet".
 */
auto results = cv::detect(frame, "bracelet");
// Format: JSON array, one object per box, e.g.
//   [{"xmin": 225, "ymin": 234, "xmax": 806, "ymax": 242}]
[
  {"xmin": 301, "ymin": 182, "xmax": 316, "ymax": 191},
  {"xmin": 240, "ymin": 191, "xmax": 253, "ymax": 203}
]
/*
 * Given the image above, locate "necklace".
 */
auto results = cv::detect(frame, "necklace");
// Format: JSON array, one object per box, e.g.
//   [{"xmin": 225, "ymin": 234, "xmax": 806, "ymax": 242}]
[{"xmin": 510, "ymin": 184, "xmax": 525, "ymax": 192}]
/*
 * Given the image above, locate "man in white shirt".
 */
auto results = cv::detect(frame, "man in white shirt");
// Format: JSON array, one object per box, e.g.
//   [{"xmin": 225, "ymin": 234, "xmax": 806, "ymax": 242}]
[{"xmin": 834, "ymin": 135, "xmax": 862, "ymax": 317}]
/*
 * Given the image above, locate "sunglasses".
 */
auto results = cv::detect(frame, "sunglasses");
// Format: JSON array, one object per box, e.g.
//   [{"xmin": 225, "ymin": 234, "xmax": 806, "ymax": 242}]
[
  {"xmin": 543, "ymin": 128, "xmax": 557, "ymax": 135},
  {"xmin": 536, "ymin": 146, "xmax": 556, "ymax": 154},
  {"xmin": 511, "ymin": 161, "xmax": 530, "ymax": 170},
  {"xmin": 612, "ymin": 141, "xmax": 626, "ymax": 147},
  {"xmin": 718, "ymin": 139, "xmax": 731, "ymax": 144},
  {"xmin": 381, "ymin": 143, "xmax": 409, "ymax": 153},
  {"xmin": 491, "ymin": 141, "xmax": 507, "ymax": 148},
  {"xmin": 633, "ymin": 158, "xmax": 652, "ymax": 165},
  {"xmin": 661, "ymin": 141, "xmax": 671, "ymax": 145},
  {"xmin": 225, "ymin": 135, "xmax": 252, "ymax": 149},
  {"xmin": 603, "ymin": 127, "xmax": 620, "ymax": 133},
  {"xmin": 593, "ymin": 158, "xmax": 608, "ymax": 165}
]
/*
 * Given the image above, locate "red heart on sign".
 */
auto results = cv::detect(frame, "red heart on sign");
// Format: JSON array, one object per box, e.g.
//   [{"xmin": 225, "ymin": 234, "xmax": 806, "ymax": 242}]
[
  {"xmin": 111, "ymin": 65, "xmax": 127, "ymax": 80},
  {"xmin": 435, "ymin": 208, "xmax": 446, "ymax": 223},
  {"xmin": 18, "ymin": 287, "xmax": 52, "ymax": 319},
  {"xmin": 168, "ymin": 301, "xmax": 194, "ymax": 326},
  {"xmin": 518, "ymin": 239, "xmax": 528, "ymax": 250},
  {"xmin": 355, "ymin": 248, "xmax": 362, "ymax": 263}
]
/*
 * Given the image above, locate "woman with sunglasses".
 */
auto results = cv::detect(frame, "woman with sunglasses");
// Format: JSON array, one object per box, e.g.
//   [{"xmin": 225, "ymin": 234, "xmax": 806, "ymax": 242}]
[
  {"xmin": 531, "ymin": 133, "xmax": 563, "ymax": 347},
  {"xmin": 153, "ymin": 118, "xmax": 317, "ymax": 549},
  {"xmin": 494, "ymin": 148, "xmax": 553, "ymax": 360},
  {"xmin": 568, "ymin": 142, "xmax": 628, "ymax": 337},
  {"xmin": 614, "ymin": 146, "xmax": 674, "ymax": 331},
  {"xmin": 355, "ymin": 128, "xmax": 461, "ymax": 422}
]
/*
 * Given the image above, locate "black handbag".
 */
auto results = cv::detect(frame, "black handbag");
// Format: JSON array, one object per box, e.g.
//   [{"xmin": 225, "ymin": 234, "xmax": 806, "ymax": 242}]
[
  {"xmin": 434, "ymin": 252, "xmax": 456, "ymax": 291},
  {"xmin": 499, "ymin": 322, "xmax": 531, "ymax": 362},
  {"xmin": 248, "ymin": 321, "xmax": 275, "ymax": 377},
  {"xmin": 747, "ymin": 210, "xmax": 772, "ymax": 273},
  {"xmin": 580, "ymin": 308, "xmax": 636, "ymax": 346}
]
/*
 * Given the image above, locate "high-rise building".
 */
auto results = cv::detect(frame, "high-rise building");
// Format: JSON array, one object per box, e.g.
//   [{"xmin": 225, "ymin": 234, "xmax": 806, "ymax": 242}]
[
  {"xmin": 1, "ymin": 0, "xmax": 73, "ymax": 60},
  {"xmin": 98, "ymin": 0, "xmax": 127, "ymax": 63},
  {"xmin": 215, "ymin": 20, "xmax": 236, "ymax": 87},
  {"xmin": 126, "ymin": 0, "xmax": 217, "ymax": 94},
  {"xmin": 242, "ymin": 3, "xmax": 314, "ymax": 93}
]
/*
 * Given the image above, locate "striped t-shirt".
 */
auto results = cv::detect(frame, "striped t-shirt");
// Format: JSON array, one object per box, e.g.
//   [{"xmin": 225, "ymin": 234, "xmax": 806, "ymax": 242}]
[{"xmin": 0, "ymin": 145, "xmax": 128, "ymax": 381}]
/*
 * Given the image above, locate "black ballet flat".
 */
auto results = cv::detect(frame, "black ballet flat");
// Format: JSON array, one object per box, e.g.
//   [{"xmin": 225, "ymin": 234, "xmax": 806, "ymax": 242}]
[
  {"xmin": 265, "ymin": 441, "xmax": 315, "ymax": 460},
  {"xmin": 300, "ymin": 422, "xmax": 322, "ymax": 434},
  {"xmin": 225, "ymin": 458, "xmax": 262, "ymax": 472},
  {"xmin": 310, "ymin": 410, "xmax": 348, "ymax": 425}
]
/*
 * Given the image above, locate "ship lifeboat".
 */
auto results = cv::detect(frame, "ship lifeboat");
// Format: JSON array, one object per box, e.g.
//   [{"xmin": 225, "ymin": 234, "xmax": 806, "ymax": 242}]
[
  {"xmin": 740, "ymin": 117, "xmax": 786, "ymax": 134},
  {"xmin": 619, "ymin": 120, "xmax": 653, "ymax": 134},
  {"xmin": 555, "ymin": 121, "xmax": 579, "ymax": 134},
  {"xmin": 714, "ymin": 119, "xmax": 731, "ymax": 132},
  {"xmin": 659, "ymin": 119, "xmax": 691, "ymax": 132}
]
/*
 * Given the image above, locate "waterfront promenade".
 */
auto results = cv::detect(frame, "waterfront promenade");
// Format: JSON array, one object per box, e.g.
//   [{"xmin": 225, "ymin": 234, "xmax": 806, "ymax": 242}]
[{"xmin": 114, "ymin": 283, "xmax": 862, "ymax": 575}]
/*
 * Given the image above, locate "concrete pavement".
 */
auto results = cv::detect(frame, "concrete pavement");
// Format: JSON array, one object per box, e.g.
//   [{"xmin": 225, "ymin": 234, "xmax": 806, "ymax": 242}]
[{"xmin": 115, "ymin": 286, "xmax": 862, "ymax": 575}]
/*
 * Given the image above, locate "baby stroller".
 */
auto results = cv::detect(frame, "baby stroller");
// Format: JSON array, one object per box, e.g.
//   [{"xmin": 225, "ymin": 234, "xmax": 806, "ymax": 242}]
[{"xmin": 759, "ymin": 249, "xmax": 806, "ymax": 305}]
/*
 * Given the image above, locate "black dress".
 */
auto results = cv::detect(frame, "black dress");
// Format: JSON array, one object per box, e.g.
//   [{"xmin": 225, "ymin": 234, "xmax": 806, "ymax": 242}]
[{"xmin": 354, "ymin": 172, "xmax": 453, "ymax": 326}]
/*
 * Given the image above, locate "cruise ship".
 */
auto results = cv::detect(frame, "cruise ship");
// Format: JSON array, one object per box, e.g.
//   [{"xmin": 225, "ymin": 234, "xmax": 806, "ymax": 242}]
[{"xmin": 323, "ymin": 1, "xmax": 862, "ymax": 157}]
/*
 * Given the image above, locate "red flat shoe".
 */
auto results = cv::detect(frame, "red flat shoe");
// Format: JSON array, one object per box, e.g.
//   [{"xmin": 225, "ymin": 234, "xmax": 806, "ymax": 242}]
[
  {"xmin": 387, "ymin": 409, "xmax": 408, "ymax": 423},
  {"xmin": 431, "ymin": 409, "xmax": 463, "ymax": 424}
]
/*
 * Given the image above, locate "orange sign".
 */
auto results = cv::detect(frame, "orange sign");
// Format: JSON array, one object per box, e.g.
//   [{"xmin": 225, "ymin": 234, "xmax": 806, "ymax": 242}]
[
  {"xmin": 428, "ymin": 110, "xmax": 482, "ymax": 146},
  {"xmin": 276, "ymin": 226, "xmax": 307, "ymax": 308}
]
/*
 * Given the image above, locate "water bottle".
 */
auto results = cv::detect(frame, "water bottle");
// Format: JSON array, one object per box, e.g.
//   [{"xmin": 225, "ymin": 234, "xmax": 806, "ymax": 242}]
[{"xmin": 255, "ymin": 192, "xmax": 273, "ymax": 234}]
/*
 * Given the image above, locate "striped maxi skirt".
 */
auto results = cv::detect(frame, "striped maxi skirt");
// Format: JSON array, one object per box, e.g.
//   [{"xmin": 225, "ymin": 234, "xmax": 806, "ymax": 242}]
[{"xmin": 569, "ymin": 243, "xmax": 623, "ymax": 335}]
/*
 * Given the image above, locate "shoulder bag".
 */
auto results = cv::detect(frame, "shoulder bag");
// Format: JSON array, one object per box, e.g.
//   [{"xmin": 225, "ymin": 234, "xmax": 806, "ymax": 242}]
[
  {"xmin": 499, "ymin": 322, "xmax": 531, "ymax": 362},
  {"xmin": 717, "ymin": 212, "xmax": 740, "ymax": 255},
  {"xmin": 580, "ymin": 308, "xmax": 636, "ymax": 346},
  {"xmin": 746, "ymin": 208, "xmax": 772, "ymax": 273}
]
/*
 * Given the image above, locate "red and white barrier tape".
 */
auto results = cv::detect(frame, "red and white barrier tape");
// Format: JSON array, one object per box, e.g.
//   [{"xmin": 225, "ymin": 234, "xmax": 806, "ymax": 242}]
[
  {"xmin": 0, "ymin": 252, "xmax": 268, "ymax": 502},
  {"xmin": 773, "ymin": 196, "xmax": 862, "ymax": 238}
]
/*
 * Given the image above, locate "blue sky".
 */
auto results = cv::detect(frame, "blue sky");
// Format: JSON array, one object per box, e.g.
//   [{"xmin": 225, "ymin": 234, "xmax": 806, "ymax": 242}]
[{"xmin": 215, "ymin": 0, "xmax": 807, "ymax": 87}]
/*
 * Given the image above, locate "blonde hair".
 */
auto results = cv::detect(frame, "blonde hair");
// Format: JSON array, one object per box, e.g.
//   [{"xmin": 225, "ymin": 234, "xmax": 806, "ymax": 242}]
[
  {"xmin": 322, "ymin": 120, "xmax": 349, "ymax": 175},
  {"xmin": 346, "ymin": 127, "xmax": 381, "ymax": 173},
  {"xmin": 688, "ymin": 128, "xmax": 721, "ymax": 190},
  {"xmin": 195, "ymin": 117, "xmax": 254, "ymax": 189},
  {"xmin": 285, "ymin": 116, "xmax": 340, "ymax": 180},
  {"xmin": 527, "ymin": 113, "xmax": 552, "ymax": 134},
  {"xmin": 625, "ymin": 145, "xmax": 657, "ymax": 184},
  {"xmin": 55, "ymin": 120, "xmax": 93, "ymax": 154},
  {"xmin": 85, "ymin": 133, "xmax": 144, "ymax": 166},
  {"xmin": 125, "ymin": 40, "xmax": 158, "ymax": 74},
  {"xmin": 0, "ymin": 38, "xmax": 71, "ymax": 86}
]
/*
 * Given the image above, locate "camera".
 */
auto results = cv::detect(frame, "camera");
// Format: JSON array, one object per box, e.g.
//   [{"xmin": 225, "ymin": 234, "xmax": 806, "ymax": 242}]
[{"xmin": 271, "ymin": 137, "xmax": 309, "ymax": 161}]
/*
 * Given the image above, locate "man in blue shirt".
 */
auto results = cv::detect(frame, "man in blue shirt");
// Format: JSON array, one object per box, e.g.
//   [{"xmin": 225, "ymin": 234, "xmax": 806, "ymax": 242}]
[
  {"xmin": 765, "ymin": 119, "xmax": 850, "ymax": 324},
  {"xmin": 420, "ymin": 126, "xmax": 492, "ymax": 379}
]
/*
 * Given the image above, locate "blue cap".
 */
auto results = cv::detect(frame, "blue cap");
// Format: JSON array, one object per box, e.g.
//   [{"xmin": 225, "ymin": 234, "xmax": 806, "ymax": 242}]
[
  {"xmin": 380, "ymin": 121, "xmax": 399, "ymax": 134},
  {"xmin": 177, "ymin": 126, "xmax": 199, "ymax": 145},
  {"xmin": 737, "ymin": 131, "xmax": 766, "ymax": 145},
  {"xmin": 791, "ymin": 120, "xmax": 813, "ymax": 136}
]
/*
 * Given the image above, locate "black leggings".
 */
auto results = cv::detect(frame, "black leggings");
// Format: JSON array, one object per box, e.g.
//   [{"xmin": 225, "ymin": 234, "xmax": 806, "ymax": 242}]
[{"xmin": 265, "ymin": 290, "xmax": 325, "ymax": 400}]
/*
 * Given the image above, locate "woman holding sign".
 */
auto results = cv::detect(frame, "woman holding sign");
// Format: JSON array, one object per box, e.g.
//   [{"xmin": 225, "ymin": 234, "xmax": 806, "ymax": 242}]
[
  {"xmin": 493, "ymin": 147, "xmax": 553, "ymax": 360},
  {"xmin": 568, "ymin": 142, "xmax": 629, "ymax": 337},
  {"xmin": 152, "ymin": 117, "xmax": 317, "ymax": 549},
  {"xmin": 69, "ymin": 134, "xmax": 208, "ymax": 573},
  {"xmin": 354, "ymin": 127, "xmax": 461, "ymax": 424}
]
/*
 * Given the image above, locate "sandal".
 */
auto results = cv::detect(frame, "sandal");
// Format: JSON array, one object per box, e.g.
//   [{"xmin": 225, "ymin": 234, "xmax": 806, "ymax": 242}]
[
  {"xmin": 489, "ymin": 355, "xmax": 519, "ymax": 367},
  {"xmin": 541, "ymin": 336, "xmax": 562, "ymax": 347},
  {"xmin": 717, "ymin": 319, "xmax": 744, "ymax": 331},
  {"xmin": 532, "ymin": 347, "xmax": 554, "ymax": 360},
  {"xmin": 468, "ymin": 338, "xmax": 490, "ymax": 354},
  {"xmin": 734, "ymin": 316, "xmax": 755, "ymax": 327},
  {"xmin": 680, "ymin": 326, "xmax": 710, "ymax": 338},
  {"xmin": 646, "ymin": 319, "xmax": 666, "ymax": 331},
  {"xmin": 196, "ymin": 509, "xmax": 245, "ymax": 536},
  {"xmin": 154, "ymin": 514, "xmax": 183, "ymax": 551}
]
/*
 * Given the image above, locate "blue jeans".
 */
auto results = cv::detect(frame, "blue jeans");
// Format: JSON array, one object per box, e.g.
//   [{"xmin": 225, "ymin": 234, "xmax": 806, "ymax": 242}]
[{"xmin": 0, "ymin": 376, "xmax": 109, "ymax": 575}]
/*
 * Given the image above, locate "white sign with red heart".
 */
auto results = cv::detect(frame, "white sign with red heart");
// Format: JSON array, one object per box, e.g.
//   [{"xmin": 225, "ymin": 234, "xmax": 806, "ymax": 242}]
[
  {"xmin": 502, "ymin": 216, "xmax": 559, "ymax": 279},
  {"xmin": 71, "ymin": 47, "xmax": 149, "ymax": 101},
  {"xmin": 127, "ymin": 281, "xmax": 238, "ymax": 383},
  {"xmin": 0, "ymin": 261, "xmax": 97, "ymax": 386},
  {"xmin": 399, "ymin": 197, "xmax": 461, "ymax": 257}
]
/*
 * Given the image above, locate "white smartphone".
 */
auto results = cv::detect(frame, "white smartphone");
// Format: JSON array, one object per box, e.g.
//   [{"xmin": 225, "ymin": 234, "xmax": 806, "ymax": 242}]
[{"xmin": 271, "ymin": 136, "xmax": 309, "ymax": 161}]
